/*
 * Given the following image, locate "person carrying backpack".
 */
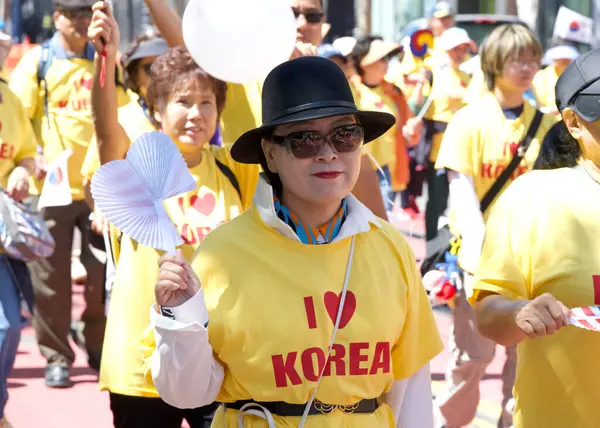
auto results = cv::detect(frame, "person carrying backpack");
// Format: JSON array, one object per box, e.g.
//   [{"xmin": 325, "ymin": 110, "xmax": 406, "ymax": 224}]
[{"xmin": 9, "ymin": 0, "xmax": 129, "ymax": 388}]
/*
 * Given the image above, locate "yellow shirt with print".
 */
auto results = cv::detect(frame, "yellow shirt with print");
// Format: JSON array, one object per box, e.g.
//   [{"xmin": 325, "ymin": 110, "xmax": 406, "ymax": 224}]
[
  {"xmin": 220, "ymin": 82, "xmax": 262, "ymax": 145},
  {"xmin": 99, "ymin": 146, "xmax": 259, "ymax": 397},
  {"xmin": 435, "ymin": 92, "xmax": 557, "ymax": 272},
  {"xmin": 80, "ymin": 90, "xmax": 155, "ymax": 181},
  {"xmin": 9, "ymin": 46, "xmax": 129, "ymax": 200},
  {"xmin": 179, "ymin": 206, "xmax": 442, "ymax": 427},
  {"xmin": 532, "ymin": 65, "xmax": 560, "ymax": 112},
  {"xmin": 0, "ymin": 82, "xmax": 38, "ymax": 188},
  {"xmin": 355, "ymin": 84, "xmax": 397, "ymax": 169},
  {"xmin": 424, "ymin": 66, "xmax": 471, "ymax": 162},
  {"xmin": 470, "ymin": 166, "xmax": 600, "ymax": 428}
]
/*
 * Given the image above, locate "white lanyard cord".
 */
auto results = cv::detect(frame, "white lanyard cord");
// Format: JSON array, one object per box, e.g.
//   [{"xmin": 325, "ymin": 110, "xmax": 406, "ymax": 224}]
[{"xmin": 298, "ymin": 235, "xmax": 356, "ymax": 427}]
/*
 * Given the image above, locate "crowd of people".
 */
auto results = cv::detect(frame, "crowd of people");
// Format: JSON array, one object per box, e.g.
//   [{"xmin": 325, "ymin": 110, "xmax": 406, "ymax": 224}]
[{"xmin": 0, "ymin": 0, "xmax": 598, "ymax": 427}]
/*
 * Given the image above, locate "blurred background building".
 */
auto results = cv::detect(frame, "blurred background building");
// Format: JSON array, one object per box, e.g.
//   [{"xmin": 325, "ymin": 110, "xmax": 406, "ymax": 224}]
[{"xmin": 2, "ymin": 0, "xmax": 598, "ymax": 51}]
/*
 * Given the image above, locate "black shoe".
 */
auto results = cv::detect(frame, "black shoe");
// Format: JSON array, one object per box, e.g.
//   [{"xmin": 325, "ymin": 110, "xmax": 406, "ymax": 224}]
[{"xmin": 45, "ymin": 364, "xmax": 73, "ymax": 388}]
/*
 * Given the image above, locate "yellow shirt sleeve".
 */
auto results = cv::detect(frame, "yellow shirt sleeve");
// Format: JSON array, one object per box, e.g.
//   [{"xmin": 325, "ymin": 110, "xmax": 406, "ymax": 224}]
[
  {"xmin": 386, "ymin": 225, "xmax": 443, "ymax": 379},
  {"xmin": 469, "ymin": 179, "xmax": 533, "ymax": 306},
  {"xmin": 15, "ymin": 96, "xmax": 39, "ymax": 163},
  {"xmin": 8, "ymin": 47, "xmax": 42, "ymax": 122},
  {"xmin": 81, "ymin": 138, "xmax": 101, "ymax": 180},
  {"xmin": 434, "ymin": 107, "xmax": 475, "ymax": 174}
]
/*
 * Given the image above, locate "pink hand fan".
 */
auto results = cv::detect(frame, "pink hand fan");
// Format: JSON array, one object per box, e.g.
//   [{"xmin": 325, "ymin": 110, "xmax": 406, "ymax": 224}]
[{"xmin": 90, "ymin": 131, "xmax": 197, "ymax": 254}]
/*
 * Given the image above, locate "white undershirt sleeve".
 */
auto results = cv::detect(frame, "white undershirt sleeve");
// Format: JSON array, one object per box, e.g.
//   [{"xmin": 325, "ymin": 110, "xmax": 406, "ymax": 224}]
[{"xmin": 150, "ymin": 290, "xmax": 224, "ymax": 409}]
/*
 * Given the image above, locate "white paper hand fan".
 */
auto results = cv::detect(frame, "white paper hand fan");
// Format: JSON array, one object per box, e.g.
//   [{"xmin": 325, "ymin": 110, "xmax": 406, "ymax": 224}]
[{"xmin": 90, "ymin": 131, "xmax": 197, "ymax": 254}]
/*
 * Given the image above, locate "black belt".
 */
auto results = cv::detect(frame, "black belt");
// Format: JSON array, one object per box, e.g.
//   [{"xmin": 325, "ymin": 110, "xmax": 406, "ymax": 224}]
[{"xmin": 223, "ymin": 398, "xmax": 379, "ymax": 416}]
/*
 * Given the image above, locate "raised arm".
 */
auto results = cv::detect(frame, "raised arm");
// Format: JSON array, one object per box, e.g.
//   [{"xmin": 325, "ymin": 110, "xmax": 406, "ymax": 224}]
[
  {"xmin": 88, "ymin": 1, "xmax": 131, "ymax": 163},
  {"xmin": 144, "ymin": 0, "xmax": 185, "ymax": 46}
]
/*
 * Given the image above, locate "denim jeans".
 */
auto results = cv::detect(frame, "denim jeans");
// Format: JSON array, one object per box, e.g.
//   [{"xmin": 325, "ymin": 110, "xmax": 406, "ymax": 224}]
[{"xmin": 0, "ymin": 255, "xmax": 27, "ymax": 418}]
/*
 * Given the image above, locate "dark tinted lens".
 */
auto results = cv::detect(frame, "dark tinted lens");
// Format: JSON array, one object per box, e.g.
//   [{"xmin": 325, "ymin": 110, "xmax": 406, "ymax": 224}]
[
  {"xmin": 304, "ymin": 12, "xmax": 324, "ymax": 23},
  {"xmin": 573, "ymin": 95, "xmax": 600, "ymax": 122},
  {"xmin": 329, "ymin": 125, "xmax": 364, "ymax": 152},
  {"xmin": 286, "ymin": 131, "xmax": 323, "ymax": 158}
]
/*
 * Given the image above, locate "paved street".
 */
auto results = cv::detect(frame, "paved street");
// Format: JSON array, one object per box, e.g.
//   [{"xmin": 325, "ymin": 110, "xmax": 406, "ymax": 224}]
[{"xmin": 5, "ymin": 212, "xmax": 508, "ymax": 427}]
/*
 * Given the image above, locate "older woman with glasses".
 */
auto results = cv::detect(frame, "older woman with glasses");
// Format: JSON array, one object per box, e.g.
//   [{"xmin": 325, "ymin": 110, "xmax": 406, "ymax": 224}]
[{"xmin": 145, "ymin": 56, "xmax": 442, "ymax": 428}]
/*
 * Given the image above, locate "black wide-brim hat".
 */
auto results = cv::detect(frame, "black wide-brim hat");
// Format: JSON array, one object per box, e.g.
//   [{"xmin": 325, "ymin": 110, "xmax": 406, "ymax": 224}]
[{"xmin": 231, "ymin": 56, "xmax": 396, "ymax": 164}]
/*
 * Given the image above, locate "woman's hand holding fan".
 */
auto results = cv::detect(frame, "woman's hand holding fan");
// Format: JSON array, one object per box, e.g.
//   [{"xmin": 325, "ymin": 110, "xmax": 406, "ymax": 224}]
[
  {"xmin": 91, "ymin": 131, "xmax": 197, "ymax": 254},
  {"xmin": 156, "ymin": 250, "xmax": 201, "ymax": 307}
]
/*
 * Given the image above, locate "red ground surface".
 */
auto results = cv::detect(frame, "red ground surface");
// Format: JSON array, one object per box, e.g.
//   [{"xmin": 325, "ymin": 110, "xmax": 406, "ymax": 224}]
[{"xmin": 5, "ymin": 213, "xmax": 508, "ymax": 427}]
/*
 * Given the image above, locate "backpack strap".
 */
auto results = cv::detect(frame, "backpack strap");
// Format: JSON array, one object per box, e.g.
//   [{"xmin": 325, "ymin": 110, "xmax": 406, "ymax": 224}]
[
  {"xmin": 215, "ymin": 159, "xmax": 242, "ymax": 201},
  {"xmin": 37, "ymin": 40, "xmax": 54, "ymax": 124},
  {"xmin": 479, "ymin": 109, "xmax": 544, "ymax": 213}
]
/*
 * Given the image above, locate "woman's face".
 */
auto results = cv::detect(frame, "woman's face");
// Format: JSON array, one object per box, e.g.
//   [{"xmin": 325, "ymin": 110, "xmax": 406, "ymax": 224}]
[
  {"xmin": 134, "ymin": 55, "xmax": 158, "ymax": 100},
  {"xmin": 262, "ymin": 114, "xmax": 362, "ymax": 206},
  {"xmin": 361, "ymin": 57, "xmax": 390, "ymax": 85},
  {"xmin": 447, "ymin": 44, "xmax": 469, "ymax": 66},
  {"xmin": 496, "ymin": 48, "xmax": 540, "ymax": 93},
  {"xmin": 292, "ymin": 0, "xmax": 324, "ymax": 46},
  {"xmin": 153, "ymin": 78, "xmax": 218, "ymax": 152}
]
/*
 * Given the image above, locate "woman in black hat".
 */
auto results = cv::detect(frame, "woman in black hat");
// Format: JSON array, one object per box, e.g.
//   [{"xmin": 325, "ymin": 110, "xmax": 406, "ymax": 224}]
[
  {"xmin": 470, "ymin": 48, "xmax": 600, "ymax": 427},
  {"xmin": 145, "ymin": 56, "xmax": 442, "ymax": 427}
]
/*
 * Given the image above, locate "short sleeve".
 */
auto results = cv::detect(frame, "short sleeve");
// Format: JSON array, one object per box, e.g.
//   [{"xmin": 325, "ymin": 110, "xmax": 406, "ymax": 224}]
[
  {"xmin": 15, "ymin": 95, "xmax": 38, "ymax": 163},
  {"xmin": 434, "ymin": 107, "xmax": 475, "ymax": 175},
  {"xmin": 9, "ymin": 47, "xmax": 42, "ymax": 121},
  {"xmin": 391, "ymin": 231, "xmax": 443, "ymax": 380},
  {"xmin": 469, "ymin": 182, "xmax": 533, "ymax": 306}
]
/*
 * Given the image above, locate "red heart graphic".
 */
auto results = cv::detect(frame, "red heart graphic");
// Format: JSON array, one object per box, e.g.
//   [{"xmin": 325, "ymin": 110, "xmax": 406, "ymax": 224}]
[
  {"xmin": 324, "ymin": 291, "xmax": 356, "ymax": 329},
  {"xmin": 509, "ymin": 141, "xmax": 520, "ymax": 156},
  {"xmin": 189, "ymin": 192, "xmax": 216, "ymax": 216},
  {"xmin": 375, "ymin": 101, "xmax": 385, "ymax": 109}
]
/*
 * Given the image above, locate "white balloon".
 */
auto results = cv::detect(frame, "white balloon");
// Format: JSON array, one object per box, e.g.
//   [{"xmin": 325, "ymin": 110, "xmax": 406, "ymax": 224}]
[{"xmin": 182, "ymin": 0, "xmax": 297, "ymax": 84}]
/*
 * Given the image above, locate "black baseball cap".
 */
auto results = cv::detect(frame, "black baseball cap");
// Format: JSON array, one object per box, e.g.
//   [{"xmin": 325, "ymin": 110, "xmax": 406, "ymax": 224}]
[
  {"xmin": 52, "ymin": 0, "xmax": 95, "ymax": 9},
  {"xmin": 555, "ymin": 48, "xmax": 600, "ymax": 122}
]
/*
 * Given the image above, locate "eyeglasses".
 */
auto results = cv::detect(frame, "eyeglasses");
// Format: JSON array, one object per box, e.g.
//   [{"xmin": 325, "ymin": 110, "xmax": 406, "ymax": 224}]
[
  {"xmin": 270, "ymin": 124, "xmax": 364, "ymax": 159},
  {"xmin": 570, "ymin": 94, "xmax": 600, "ymax": 122},
  {"xmin": 506, "ymin": 59, "xmax": 540, "ymax": 71},
  {"xmin": 292, "ymin": 8, "xmax": 325, "ymax": 24},
  {"xmin": 59, "ymin": 8, "xmax": 93, "ymax": 20}
]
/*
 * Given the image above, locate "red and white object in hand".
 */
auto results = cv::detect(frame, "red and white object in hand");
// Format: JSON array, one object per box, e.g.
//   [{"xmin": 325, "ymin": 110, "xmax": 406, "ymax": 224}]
[{"xmin": 569, "ymin": 306, "xmax": 600, "ymax": 332}]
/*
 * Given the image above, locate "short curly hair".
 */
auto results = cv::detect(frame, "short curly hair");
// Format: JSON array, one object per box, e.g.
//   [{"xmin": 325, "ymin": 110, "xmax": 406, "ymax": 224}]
[{"xmin": 146, "ymin": 46, "xmax": 228, "ymax": 128}]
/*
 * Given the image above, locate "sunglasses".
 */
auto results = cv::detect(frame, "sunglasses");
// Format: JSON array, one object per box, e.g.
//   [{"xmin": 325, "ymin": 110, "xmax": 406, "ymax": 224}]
[
  {"xmin": 292, "ymin": 8, "xmax": 325, "ymax": 24},
  {"xmin": 59, "ymin": 8, "xmax": 93, "ymax": 19},
  {"xmin": 270, "ymin": 124, "xmax": 364, "ymax": 159},
  {"xmin": 571, "ymin": 94, "xmax": 600, "ymax": 122}
]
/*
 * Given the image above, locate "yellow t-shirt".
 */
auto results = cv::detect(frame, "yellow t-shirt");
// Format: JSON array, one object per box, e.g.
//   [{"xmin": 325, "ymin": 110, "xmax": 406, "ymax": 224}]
[
  {"xmin": 80, "ymin": 90, "xmax": 155, "ymax": 180},
  {"xmin": 99, "ymin": 145, "xmax": 259, "ymax": 397},
  {"xmin": 355, "ymin": 84, "xmax": 397, "ymax": 169},
  {"xmin": 0, "ymin": 82, "xmax": 38, "ymax": 187},
  {"xmin": 470, "ymin": 165, "xmax": 600, "ymax": 428},
  {"xmin": 186, "ymin": 208, "xmax": 443, "ymax": 427},
  {"xmin": 425, "ymin": 67, "xmax": 471, "ymax": 162},
  {"xmin": 435, "ymin": 92, "xmax": 557, "ymax": 272},
  {"xmin": 532, "ymin": 65, "xmax": 560, "ymax": 112},
  {"xmin": 220, "ymin": 82, "xmax": 263, "ymax": 145},
  {"xmin": 463, "ymin": 68, "xmax": 487, "ymax": 104},
  {"xmin": 9, "ymin": 46, "xmax": 129, "ymax": 200}
]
